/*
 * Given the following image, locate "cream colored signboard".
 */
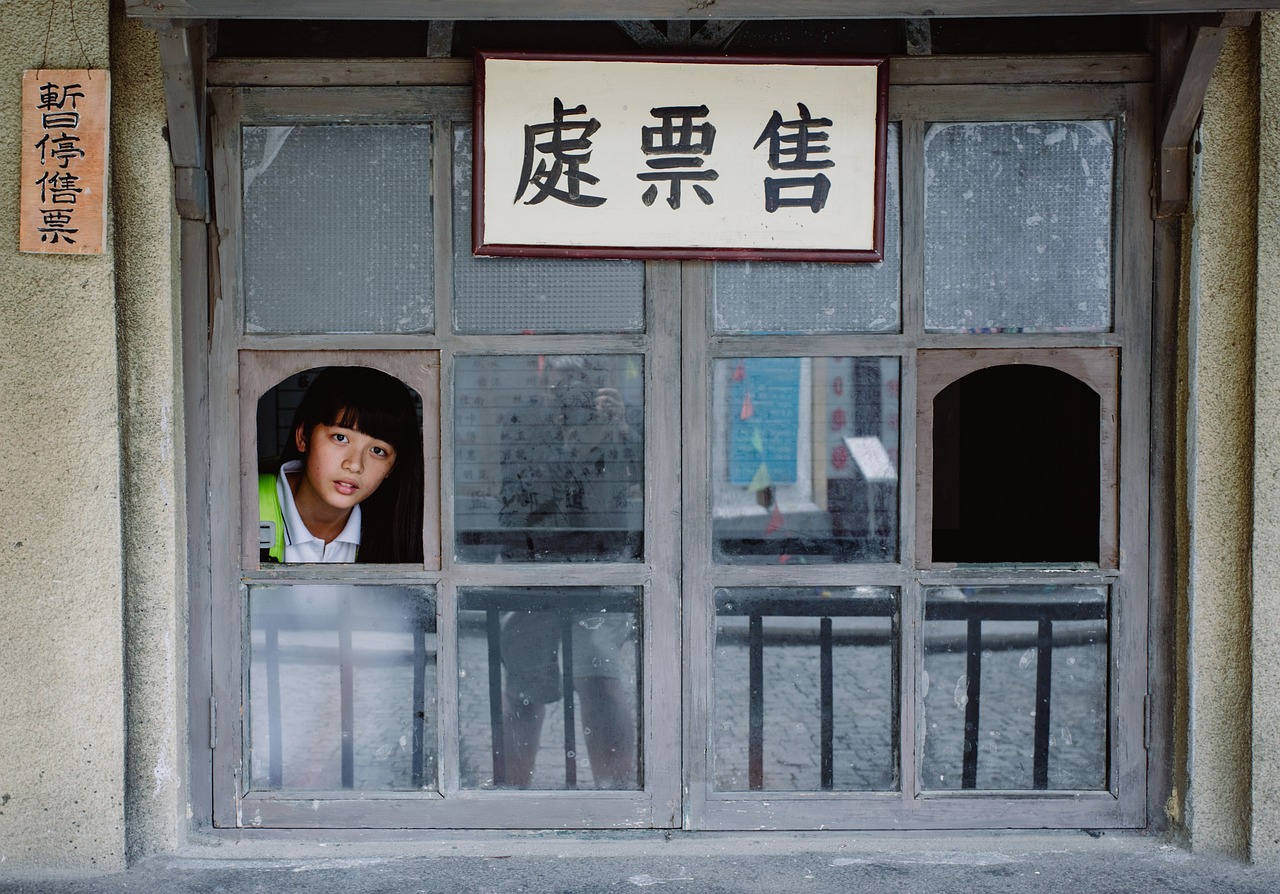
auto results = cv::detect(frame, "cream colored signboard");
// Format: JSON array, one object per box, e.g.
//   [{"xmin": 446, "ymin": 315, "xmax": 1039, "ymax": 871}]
[
  {"xmin": 476, "ymin": 54, "xmax": 888, "ymax": 262},
  {"xmin": 20, "ymin": 69, "xmax": 110, "ymax": 255}
]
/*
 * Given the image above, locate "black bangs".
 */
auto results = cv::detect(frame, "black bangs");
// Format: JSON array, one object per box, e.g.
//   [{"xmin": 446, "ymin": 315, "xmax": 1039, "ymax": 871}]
[{"xmin": 290, "ymin": 366, "xmax": 418, "ymax": 453}]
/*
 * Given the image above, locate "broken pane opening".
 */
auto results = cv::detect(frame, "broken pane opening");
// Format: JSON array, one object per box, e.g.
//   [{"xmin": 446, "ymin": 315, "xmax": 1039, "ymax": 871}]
[{"xmin": 932, "ymin": 364, "xmax": 1100, "ymax": 564}]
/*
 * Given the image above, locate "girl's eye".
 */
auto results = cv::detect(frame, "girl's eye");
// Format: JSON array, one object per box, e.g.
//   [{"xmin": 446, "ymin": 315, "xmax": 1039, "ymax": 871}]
[
  {"xmin": 332, "ymin": 433, "xmax": 349, "ymax": 444},
  {"xmin": 371, "ymin": 446, "xmax": 390, "ymax": 458}
]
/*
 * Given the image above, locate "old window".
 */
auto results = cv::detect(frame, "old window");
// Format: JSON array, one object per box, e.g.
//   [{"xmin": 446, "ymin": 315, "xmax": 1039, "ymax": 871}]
[{"xmin": 201, "ymin": 59, "xmax": 1151, "ymax": 832}]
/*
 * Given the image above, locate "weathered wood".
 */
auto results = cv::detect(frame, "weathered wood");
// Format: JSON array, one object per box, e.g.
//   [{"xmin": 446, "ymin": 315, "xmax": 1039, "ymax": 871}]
[
  {"xmin": 205, "ymin": 54, "xmax": 1152, "ymax": 88},
  {"xmin": 1155, "ymin": 12, "xmax": 1255, "ymax": 216},
  {"xmin": 427, "ymin": 20, "xmax": 453, "ymax": 57},
  {"xmin": 124, "ymin": 0, "xmax": 1280, "ymax": 21},
  {"xmin": 156, "ymin": 24, "xmax": 206, "ymax": 169},
  {"xmin": 906, "ymin": 18, "xmax": 932, "ymax": 55},
  {"xmin": 208, "ymin": 58, "xmax": 472, "ymax": 87},
  {"xmin": 19, "ymin": 69, "xmax": 110, "ymax": 255}
]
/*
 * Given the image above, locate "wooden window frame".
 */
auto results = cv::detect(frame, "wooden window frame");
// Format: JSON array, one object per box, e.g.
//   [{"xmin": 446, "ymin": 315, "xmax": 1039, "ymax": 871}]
[{"xmin": 192, "ymin": 55, "xmax": 1156, "ymax": 834}]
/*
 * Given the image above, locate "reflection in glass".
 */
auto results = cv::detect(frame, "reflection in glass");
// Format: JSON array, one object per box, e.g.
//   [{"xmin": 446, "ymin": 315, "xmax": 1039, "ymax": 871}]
[
  {"xmin": 713, "ymin": 587, "xmax": 898, "ymax": 792},
  {"xmin": 922, "ymin": 585, "xmax": 1108, "ymax": 791},
  {"xmin": 457, "ymin": 587, "xmax": 642, "ymax": 790},
  {"xmin": 243, "ymin": 125, "xmax": 434, "ymax": 334},
  {"xmin": 453, "ymin": 355, "xmax": 644, "ymax": 563},
  {"xmin": 714, "ymin": 124, "xmax": 901, "ymax": 334},
  {"xmin": 248, "ymin": 585, "xmax": 436, "ymax": 791},
  {"xmin": 923, "ymin": 121, "xmax": 1114, "ymax": 333},
  {"xmin": 452, "ymin": 127, "xmax": 645, "ymax": 334},
  {"xmin": 713, "ymin": 358, "xmax": 898, "ymax": 564}
]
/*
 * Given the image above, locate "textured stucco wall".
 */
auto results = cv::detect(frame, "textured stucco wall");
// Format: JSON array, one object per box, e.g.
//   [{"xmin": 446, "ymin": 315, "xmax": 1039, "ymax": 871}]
[
  {"xmin": 0, "ymin": 0, "xmax": 126, "ymax": 869},
  {"xmin": 1184, "ymin": 23, "xmax": 1259, "ymax": 859},
  {"xmin": 1253, "ymin": 12, "xmax": 1280, "ymax": 866},
  {"xmin": 108, "ymin": 4, "xmax": 186, "ymax": 861}
]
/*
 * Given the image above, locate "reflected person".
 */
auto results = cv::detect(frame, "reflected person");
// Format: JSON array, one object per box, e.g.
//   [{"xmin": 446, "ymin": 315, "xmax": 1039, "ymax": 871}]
[{"xmin": 497, "ymin": 355, "xmax": 641, "ymax": 788}]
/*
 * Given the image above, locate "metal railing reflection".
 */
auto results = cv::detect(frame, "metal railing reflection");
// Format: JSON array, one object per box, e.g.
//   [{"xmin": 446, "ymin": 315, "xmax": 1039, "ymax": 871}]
[
  {"xmin": 460, "ymin": 587, "xmax": 637, "ymax": 789},
  {"xmin": 255, "ymin": 593, "xmax": 435, "ymax": 790},
  {"xmin": 716, "ymin": 588, "xmax": 899, "ymax": 791},
  {"xmin": 717, "ymin": 587, "xmax": 1107, "ymax": 792},
  {"xmin": 926, "ymin": 587, "xmax": 1107, "ymax": 790}
]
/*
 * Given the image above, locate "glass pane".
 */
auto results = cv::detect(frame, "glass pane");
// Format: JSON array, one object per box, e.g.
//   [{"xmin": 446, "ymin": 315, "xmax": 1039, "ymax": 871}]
[
  {"xmin": 454, "ymin": 355, "xmax": 644, "ymax": 563},
  {"xmin": 457, "ymin": 587, "xmax": 642, "ymax": 790},
  {"xmin": 713, "ymin": 587, "xmax": 898, "ymax": 792},
  {"xmin": 923, "ymin": 121, "xmax": 1114, "ymax": 333},
  {"xmin": 247, "ymin": 585, "xmax": 436, "ymax": 791},
  {"xmin": 713, "ymin": 357, "xmax": 898, "ymax": 564},
  {"xmin": 242, "ymin": 124, "xmax": 434, "ymax": 334},
  {"xmin": 922, "ymin": 585, "xmax": 1108, "ymax": 791},
  {"xmin": 452, "ymin": 126, "xmax": 645, "ymax": 334},
  {"xmin": 714, "ymin": 124, "xmax": 901, "ymax": 334}
]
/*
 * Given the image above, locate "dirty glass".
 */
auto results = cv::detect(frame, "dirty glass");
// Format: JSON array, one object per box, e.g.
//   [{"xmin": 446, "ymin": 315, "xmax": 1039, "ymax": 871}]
[
  {"xmin": 453, "ymin": 354, "xmax": 644, "ymax": 564},
  {"xmin": 457, "ymin": 587, "xmax": 642, "ymax": 791},
  {"xmin": 242, "ymin": 124, "xmax": 434, "ymax": 334},
  {"xmin": 713, "ymin": 587, "xmax": 898, "ymax": 792},
  {"xmin": 712, "ymin": 357, "xmax": 899, "ymax": 565},
  {"xmin": 921, "ymin": 585, "xmax": 1108, "ymax": 791},
  {"xmin": 714, "ymin": 125, "xmax": 901, "ymax": 334},
  {"xmin": 247, "ymin": 585, "xmax": 437, "ymax": 791},
  {"xmin": 923, "ymin": 121, "xmax": 1114, "ymax": 333},
  {"xmin": 452, "ymin": 127, "xmax": 645, "ymax": 334}
]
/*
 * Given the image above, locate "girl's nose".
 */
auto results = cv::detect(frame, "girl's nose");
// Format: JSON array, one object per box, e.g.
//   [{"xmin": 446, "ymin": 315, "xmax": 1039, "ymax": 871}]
[{"xmin": 343, "ymin": 448, "xmax": 363, "ymax": 472}]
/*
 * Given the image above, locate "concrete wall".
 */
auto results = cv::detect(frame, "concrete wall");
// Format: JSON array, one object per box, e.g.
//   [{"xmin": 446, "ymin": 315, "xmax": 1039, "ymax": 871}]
[
  {"xmin": 0, "ymin": 0, "xmax": 126, "ymax": 869},
  {"xmin": 1184, "ymin": 21, "xmax": 1258, "ymax": 859},
  {"xmin": 0, "ymin": 0, "xmax": 181, "ymax": 869},
  {"xmin": 1252, "ymin": 12, "xmax": 1280, "ymax": 866},
  {"xmin": 108, "ymin": 4, "xmax": 186, "ymax": 862}
]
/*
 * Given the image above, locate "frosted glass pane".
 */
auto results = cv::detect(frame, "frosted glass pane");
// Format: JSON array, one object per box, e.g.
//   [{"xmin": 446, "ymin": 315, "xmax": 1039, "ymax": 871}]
[
  {"xmin": 924, "ymin": 121, "xmax": 1114, "ymax": 333},
  {"xmin": 243, "ymin": 125, "xmax": 434, "ymax": 334},
  {"xmin": 714, "ymin": 125, "xmax": 901, "ymax": 334},
  {"xmin": 452, "ymin": 127, "xmax": 645, "ymax": 334}
]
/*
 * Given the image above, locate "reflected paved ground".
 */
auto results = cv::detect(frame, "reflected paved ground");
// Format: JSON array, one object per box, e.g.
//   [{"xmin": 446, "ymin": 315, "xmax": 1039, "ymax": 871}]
[{"xmin": 252, "ymin": 615, "xmax": 1107, "ymax": 796}]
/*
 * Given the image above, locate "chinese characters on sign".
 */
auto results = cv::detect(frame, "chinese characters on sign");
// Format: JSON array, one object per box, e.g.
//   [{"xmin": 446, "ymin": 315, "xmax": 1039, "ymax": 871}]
[
  {"xmin": 20, "ymin": 69, "xmax": 110, "ymax": 255},
  {"xmin": 477, "ymin": 54, "xmax": 887, "ymax": 261}
]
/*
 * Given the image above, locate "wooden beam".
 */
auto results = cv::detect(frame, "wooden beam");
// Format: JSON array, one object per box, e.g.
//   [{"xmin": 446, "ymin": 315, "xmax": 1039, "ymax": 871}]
[
  {"xmin": 125, "ymin": 1, "xmax": 1280, "ymax": 22},
  {"xmin": 427, "ymin": 21, "xmax": 454, "ymax": 57},
  {"xmin": 156, "ymin": 22, "xmax": 210, "ymax": 221},
  {"xmin": 906, "ymin": 18, "xmax": 933, "ymax": 55},
  {"xmin": 1155, "ymin": 11, "xmax": 1255, "ymax": 217}
]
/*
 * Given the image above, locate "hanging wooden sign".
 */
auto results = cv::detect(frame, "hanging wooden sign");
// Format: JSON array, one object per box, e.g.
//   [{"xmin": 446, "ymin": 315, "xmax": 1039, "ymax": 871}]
[
  {"xmin": 20, "ymin": 69, "xmax": 110, "ymax": 255},
  {"xmin": 475, "ymin": 53, "xmax": 889, "ymax": 262}
]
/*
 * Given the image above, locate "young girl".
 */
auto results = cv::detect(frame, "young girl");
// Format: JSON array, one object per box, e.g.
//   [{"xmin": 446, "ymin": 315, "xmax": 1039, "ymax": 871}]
[{"xmin": 259, "ymin": 366, "xmax": 424, "ymax": 564}]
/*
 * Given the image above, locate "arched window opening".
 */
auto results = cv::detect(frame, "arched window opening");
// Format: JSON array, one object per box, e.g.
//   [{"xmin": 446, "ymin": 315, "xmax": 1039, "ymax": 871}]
[{"xmin": 932, "ymin": 364, "xmax": 1100, "ymax": 564}]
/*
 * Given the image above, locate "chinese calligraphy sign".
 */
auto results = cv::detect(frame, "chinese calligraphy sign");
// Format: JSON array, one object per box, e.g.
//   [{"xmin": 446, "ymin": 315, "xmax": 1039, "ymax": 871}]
[
  {"xmin": 475, "ymin": 54, "xmax": 887, "ymax": 262},
  {"xmin": 20, "ymin": 70, "xmax": 110, "ymax": 255}
]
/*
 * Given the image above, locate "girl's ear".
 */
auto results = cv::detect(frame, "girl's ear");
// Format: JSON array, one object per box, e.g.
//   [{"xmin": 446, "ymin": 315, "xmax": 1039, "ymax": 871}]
[{"xmin": 294, "ymin": 423, "xmax": 309, "ymax": 454}]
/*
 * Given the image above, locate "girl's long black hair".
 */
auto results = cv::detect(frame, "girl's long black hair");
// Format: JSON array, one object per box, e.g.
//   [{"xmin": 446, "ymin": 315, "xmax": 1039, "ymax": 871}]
[{"xmin": 281, "ymin": 366, "xmax": 424, "ymax": 564}]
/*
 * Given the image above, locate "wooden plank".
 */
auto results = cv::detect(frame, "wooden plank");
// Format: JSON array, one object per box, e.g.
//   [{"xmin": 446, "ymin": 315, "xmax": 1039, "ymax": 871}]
[
  {"xmin": 1154, "ymin": 13, "xmax": 1254, "ymax": 215},
  {"xmin": 20, "ymin": 70, "xmax": 110, "ymax": 255},
  {"xmin": 125, "ymin": 0, "xmax": 1280, "ymax": 21},
  {"xmin": 206, "ymin": 55, "xmax": 1152, "ymax": 89},
  {"xmin": 890, "ymin": 53, "xmax": 1153, "ymax": 84},
  {"xmin": 208, "ymin": 58, "xmax": 472, "ymax": 87},
  {"xmin": 156, "ymin": 24, "xmax": 206, "ymax": 169}
]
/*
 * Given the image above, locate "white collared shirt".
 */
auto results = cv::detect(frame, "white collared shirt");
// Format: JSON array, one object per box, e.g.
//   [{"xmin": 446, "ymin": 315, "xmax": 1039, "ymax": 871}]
[{"xmin": 277, "ymin": 460, "xmax": 362, "ymax": 563}]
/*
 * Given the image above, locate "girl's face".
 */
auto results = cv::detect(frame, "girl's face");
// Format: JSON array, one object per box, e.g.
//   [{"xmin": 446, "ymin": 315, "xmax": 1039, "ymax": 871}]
[{"xmin": 294, "ymin": 421, "xmax": 398, "ymax": 516}]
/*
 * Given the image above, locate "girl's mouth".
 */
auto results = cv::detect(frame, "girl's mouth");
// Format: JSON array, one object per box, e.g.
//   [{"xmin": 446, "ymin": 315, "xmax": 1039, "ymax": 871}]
[{"xmin": 334, "ymin": 480, "xmax": 358, "ymax": 496}]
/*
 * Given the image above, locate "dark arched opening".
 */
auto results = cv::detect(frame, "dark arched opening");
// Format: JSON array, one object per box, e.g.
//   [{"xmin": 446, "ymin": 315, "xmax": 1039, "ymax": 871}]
[{"xmin": 932, "ymin": 364, "xmax": 1099, "ymax": 563}]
